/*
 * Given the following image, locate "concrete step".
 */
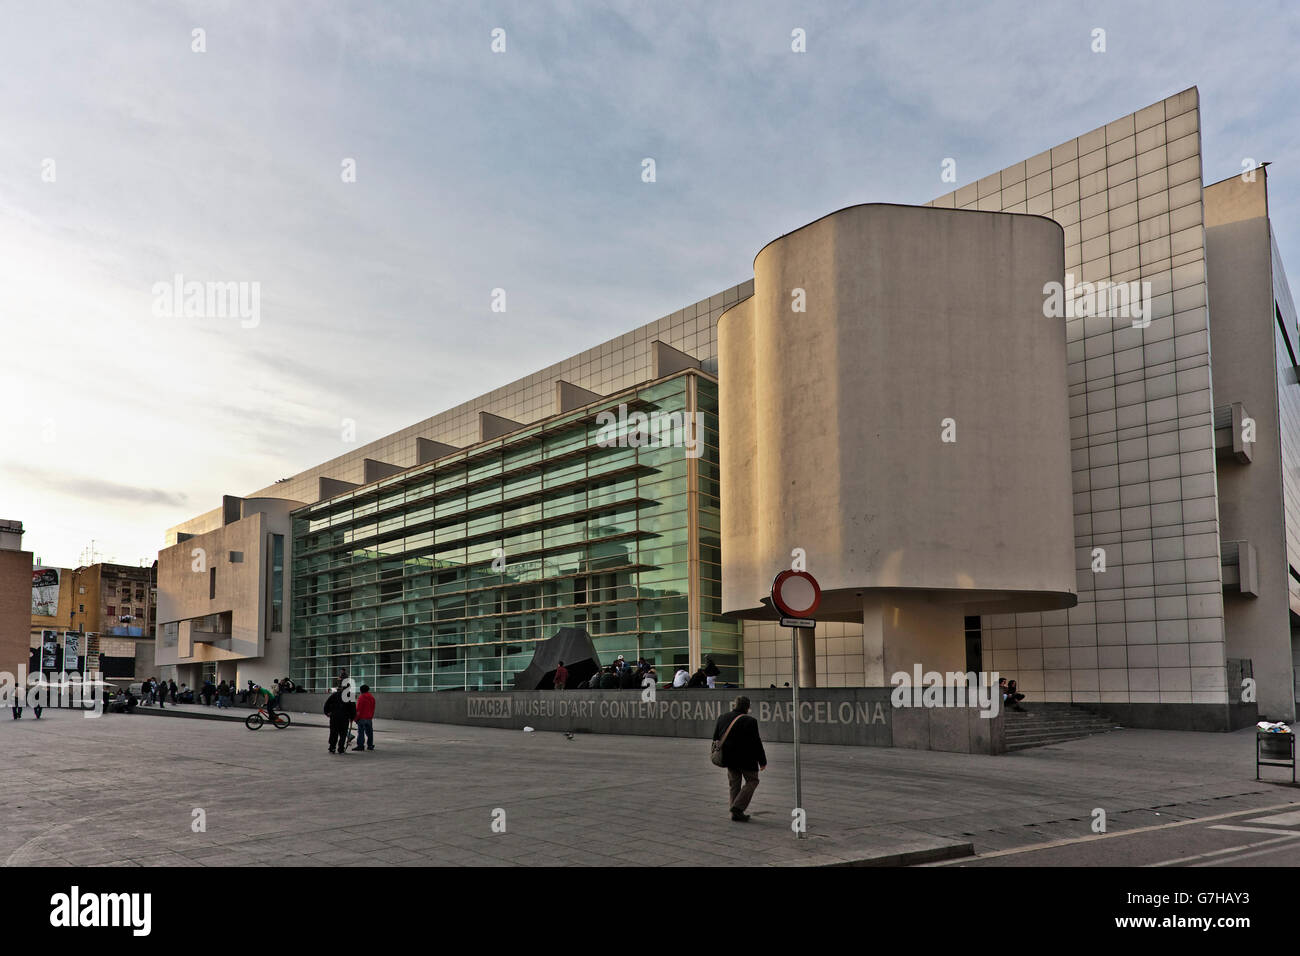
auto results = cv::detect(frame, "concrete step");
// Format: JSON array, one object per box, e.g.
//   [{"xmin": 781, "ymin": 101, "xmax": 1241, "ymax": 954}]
[
  {"xmin": 1006, "ymin": 722, "xmax": 1113, "ymax": 735},
  {"xmin": 1005, "ymin": 714, "xmax": 1112, "ymax": 725},
  {"xmin": 1007, "ymin": 724, "xmax": 1112, "ymax": 739},
  {"xmin": 1002, "ymin": 706, "xmax": 1118, "ymax": 750},
  {"xmin": 1006, "ymin": 719, "xmax": 1113, "ymax": 731}
]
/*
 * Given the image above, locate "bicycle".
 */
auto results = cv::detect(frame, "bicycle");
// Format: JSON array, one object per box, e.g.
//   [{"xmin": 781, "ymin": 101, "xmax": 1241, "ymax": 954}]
[{"xmin": 245, "ymin": 705, "xmax": 291, "ymax": 730}]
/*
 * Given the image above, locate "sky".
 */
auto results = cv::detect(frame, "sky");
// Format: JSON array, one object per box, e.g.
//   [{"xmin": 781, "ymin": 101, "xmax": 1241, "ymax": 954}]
[{"xmin": 1, "ymin": 0, "xmax": 1297, "ymax": 569}]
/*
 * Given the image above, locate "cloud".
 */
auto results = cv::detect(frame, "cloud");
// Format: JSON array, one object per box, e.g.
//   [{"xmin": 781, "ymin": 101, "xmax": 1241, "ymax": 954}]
[
  {"xmin": 1, "ymin": 0, "xmax": 1297, "ymax": 568},
  {"xmin": 4, "ymin": 466, "xmax": 189, "ymax": 509}
]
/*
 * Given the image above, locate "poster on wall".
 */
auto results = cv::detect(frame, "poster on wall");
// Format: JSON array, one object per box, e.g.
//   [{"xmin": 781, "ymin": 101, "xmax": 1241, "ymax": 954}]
[
  {"xmin": 85, "ymin": 633, "xmax": 101, "ymax": 674},
  {"xmin": 32, "ymin": 567, "xmax": 60, "ymax": 616},
  {"xmin": 63, "ymin": 632, "xmax": 80, "ymax": 671},
  {"xmin": 40, "ymin": 630, "xmax": 59, "ymax": 670}
]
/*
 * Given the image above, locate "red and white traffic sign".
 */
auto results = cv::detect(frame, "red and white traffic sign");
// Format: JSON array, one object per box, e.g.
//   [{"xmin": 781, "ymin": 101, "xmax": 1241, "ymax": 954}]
[{"xmin": 771, "ymin": 569, "xmax": 821, "ymax": 619}]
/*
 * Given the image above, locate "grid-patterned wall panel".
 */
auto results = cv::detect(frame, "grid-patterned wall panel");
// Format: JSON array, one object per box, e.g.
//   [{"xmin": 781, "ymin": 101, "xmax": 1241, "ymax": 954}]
[{"xmin": 928, "ymin": 88, "xmax": 1227, "ymax": 706}]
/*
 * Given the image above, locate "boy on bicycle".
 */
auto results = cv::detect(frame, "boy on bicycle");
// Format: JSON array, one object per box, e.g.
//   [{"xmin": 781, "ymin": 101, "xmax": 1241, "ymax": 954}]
[{"xmin": 258, "ymin": 683, "xmax": 279, "ymax": 718}]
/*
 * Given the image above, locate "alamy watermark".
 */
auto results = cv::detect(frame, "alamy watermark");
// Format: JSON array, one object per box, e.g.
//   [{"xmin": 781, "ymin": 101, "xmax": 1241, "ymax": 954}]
[
  {"xmin": 151, "ymin": 273, "xmax": 260, "ymax": 328},
  {"xmin": 1043, "ymin": 273, "xmax": 1152, "ymax": 327},
  {"xmin": 890, "ymin": 666, "xmax": 1001, "ymax": 718},
  {"xmin": 1, "ymin": 667, "xmax": 105, "ymax": 717},
  {"xmin": 595, "ymin": 402, "xmax": 704, "ymax": 458}
]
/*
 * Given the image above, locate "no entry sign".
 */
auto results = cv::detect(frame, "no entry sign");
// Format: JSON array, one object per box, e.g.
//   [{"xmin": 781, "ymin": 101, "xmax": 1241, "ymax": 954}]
[
  {"xmin": 771, "ymin": 569, "xmax": 821, "ymax": 619},
  {"xmin": 771, "ymin": 567, "xmax": 821, "ymax": 840}
]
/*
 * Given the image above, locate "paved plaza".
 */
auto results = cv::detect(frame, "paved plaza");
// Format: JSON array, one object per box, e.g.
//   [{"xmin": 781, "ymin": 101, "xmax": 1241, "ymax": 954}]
[{"xmin": 2, "ymin": 704, "xmax": 1298, "ymax": 866}]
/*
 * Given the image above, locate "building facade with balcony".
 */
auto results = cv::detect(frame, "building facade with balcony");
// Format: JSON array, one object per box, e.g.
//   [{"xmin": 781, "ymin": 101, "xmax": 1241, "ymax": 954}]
[{"xmin": 27, "ymin": 561, "xmax": 156, "ymax": 679}]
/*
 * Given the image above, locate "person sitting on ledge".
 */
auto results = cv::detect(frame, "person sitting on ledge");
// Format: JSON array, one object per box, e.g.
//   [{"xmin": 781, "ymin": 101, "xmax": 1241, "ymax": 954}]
[
  {"xmin": 598, "ymin": 667, "xmax": 619, "ymax": 690},
  {"xmin": 1004, "ymin": 678, "xmax": 1027, "ymax": 712},
  {"xmin": 686, "ymin": 668, "xmax": 708, "ymax": 688}
]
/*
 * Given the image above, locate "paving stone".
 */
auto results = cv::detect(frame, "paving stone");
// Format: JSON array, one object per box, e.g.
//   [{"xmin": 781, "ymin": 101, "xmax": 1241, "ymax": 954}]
[{"xmin": 2, "ymin": 708, "xmax": 1294, "ymax": 866}]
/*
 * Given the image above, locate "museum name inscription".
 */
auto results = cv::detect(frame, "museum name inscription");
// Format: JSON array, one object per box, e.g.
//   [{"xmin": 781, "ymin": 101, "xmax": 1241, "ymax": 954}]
[{"xmin": 467, "ymin": 696, "xmax": 889, "ymax": 725}]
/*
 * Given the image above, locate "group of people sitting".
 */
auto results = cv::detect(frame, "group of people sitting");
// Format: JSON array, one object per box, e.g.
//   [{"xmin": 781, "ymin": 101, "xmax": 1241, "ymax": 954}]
[
  {"xmin": 999, "ymin": 677, "xmax": 1027, "ymax": 712},
  {"xmin": 127, "ymin": 676, "xmax": 300, "ymax": 711},
  {"xmin": 569, "ymin": 655, "xmax": 657, "ymax": 689},
  {"xmin": 557, "ymin": 656, "xmax": 724, "ymax": 690},
  {"xmin": 670, "ymin": 660, "xmax": 722, "ymax": 689}
]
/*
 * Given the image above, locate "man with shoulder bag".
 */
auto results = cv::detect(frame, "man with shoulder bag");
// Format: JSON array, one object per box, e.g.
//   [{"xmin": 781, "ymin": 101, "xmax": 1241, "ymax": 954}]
[{"xmin": 711, "ymin": 695, "xmax": 767, "ymax": 822}]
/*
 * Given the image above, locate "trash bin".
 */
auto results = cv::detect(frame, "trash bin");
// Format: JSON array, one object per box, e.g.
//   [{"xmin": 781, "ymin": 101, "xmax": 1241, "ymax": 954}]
[
  {"xmin": 1257, "ymin": 727, "xmax": 1296, "ymax": 782},
  {"xmin": 1260, "ymin": 732, "xmax": 1292, "ymax": 758}
]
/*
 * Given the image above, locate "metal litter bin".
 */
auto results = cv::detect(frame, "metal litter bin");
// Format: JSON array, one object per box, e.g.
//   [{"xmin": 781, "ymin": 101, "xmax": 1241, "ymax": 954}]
[{"xmin": 1256, "ymin": 731, "xmax": 1295, "ymax": 782}]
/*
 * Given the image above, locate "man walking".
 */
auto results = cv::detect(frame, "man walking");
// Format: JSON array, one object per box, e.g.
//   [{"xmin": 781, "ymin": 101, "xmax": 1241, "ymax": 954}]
[
  {"xmin": 553, "ymin": 661, "xmax": 568, "ymax": 690},
  {"xmin": 712, "ymin": 696, "xmax": 767, "ymax": 822},
  {"xmin": 353, "ymin": 684, "xmax": 376, "ymax": 751}
]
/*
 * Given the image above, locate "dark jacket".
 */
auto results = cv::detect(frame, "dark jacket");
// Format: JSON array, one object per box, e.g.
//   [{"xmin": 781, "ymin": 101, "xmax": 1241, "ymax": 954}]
[
  {"xmin": 686, "ymin": 671, "xmax": 707, "ymax": 688},
  {"xmin": 324, "ymin": 691, "xmax": 355, "ymax": 724},
  {"xmin": 599, "ymin": 671, "xmax": 618, "ymax": 690},
  {"xmin": 712, "ymin": 709, "xmax": 767, "ymax": 772},
  {"xmin": 704, "ymin": 660, "xmax": 720, "ymax": 677}
]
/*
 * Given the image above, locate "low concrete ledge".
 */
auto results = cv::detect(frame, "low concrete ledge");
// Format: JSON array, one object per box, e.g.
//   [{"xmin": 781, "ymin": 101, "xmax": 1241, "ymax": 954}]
[
  {"xmin": 290, "ymin": 687, "xmax": 1005, "ymax": 754},
  {"xmin": 126, "ymin": 707, "xmax": 248, "ymax": 723},
  {"xmin": 1069, "ymin": 701, "xmax": 1257, "ymax": 732}
]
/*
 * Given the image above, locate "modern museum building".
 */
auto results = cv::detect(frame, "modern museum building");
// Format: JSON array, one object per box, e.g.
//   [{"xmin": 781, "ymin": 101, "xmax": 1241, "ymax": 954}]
[{"xmin": 155, "ymin": 87, "xmax": 1300, "ymax": 731}]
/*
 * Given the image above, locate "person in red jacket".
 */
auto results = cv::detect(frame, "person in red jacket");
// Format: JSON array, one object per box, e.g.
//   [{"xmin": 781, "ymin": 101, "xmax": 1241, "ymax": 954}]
[
  {"xmin": 553, "ymin": 661, "xmax": 568, "ymax": 690},
  {"xmin": 353, "ymin": 684, "xmax": 377, "ymax": 751}
]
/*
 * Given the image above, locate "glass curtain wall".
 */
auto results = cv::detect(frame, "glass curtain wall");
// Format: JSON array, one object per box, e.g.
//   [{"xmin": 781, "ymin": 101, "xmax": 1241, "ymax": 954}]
[{"xmin": 290, "ymin": 370, "xmax": 741, "ymax": 691}]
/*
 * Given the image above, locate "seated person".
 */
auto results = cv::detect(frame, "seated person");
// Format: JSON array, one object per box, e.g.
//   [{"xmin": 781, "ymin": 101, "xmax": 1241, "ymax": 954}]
[
  {"xmin": 686, "ymin": 668, "xmax": 708, "ymax": 688},
  {"xmin": 1005, "ymin": 678, "xmax": 1026, "ymax": 711},
  {"xmin": 598, "ymin": 667, "xmax": 619, "ymax": 690}
]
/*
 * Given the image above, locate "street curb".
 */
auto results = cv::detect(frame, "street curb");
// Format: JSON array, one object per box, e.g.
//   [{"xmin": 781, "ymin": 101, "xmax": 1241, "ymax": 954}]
[
  {"xmin": 130, "ymin": 708, "xmax": 331, "ymax": 730},
  {"xmin": 775, "ymin": 841, "xmax": 974, "ymax": 867}
]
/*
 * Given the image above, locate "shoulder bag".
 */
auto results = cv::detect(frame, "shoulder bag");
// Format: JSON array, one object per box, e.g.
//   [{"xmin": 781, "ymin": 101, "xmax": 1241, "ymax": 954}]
[{"xmin": 710, "ymin": 714, "xmax": 745, "ymax": 767}]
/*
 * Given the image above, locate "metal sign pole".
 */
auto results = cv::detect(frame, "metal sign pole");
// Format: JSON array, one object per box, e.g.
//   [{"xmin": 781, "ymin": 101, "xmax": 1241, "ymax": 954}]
[
  {"xmin": 771, "ymin": 570, "xmax": 821, "ymax": 843},
  {"xmin": 791, "ymin": 623, "xmax": 802, "ymax": 838}
]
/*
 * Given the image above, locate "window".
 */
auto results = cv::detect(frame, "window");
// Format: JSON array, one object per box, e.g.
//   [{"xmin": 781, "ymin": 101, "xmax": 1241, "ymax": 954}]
[
  {"xmin": 209, "ymin": 566, "xmax": 217, "ymax": 600},
  {"xmin": 964, "ymin": 616, "xmax": 982, "ymax": 674},
  {"xmin": 269, "ymin": 534, "xmax": 284, "ymax": 631},
  {"xmin": 107, "ymin": 605, "xmax": 115, "ymax": 617}
]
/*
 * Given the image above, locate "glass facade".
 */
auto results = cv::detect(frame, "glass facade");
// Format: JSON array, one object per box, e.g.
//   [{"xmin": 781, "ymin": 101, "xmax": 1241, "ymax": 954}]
[{"xmin": 289, "ymin": 370, "xmax": 741, "ymax": 691}]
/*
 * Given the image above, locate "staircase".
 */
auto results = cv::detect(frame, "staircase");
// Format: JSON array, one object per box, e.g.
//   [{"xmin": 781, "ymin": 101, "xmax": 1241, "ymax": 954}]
[{"xmin": 1003, "ymin": 704, "xmax": 1118, "ymax": 751}]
